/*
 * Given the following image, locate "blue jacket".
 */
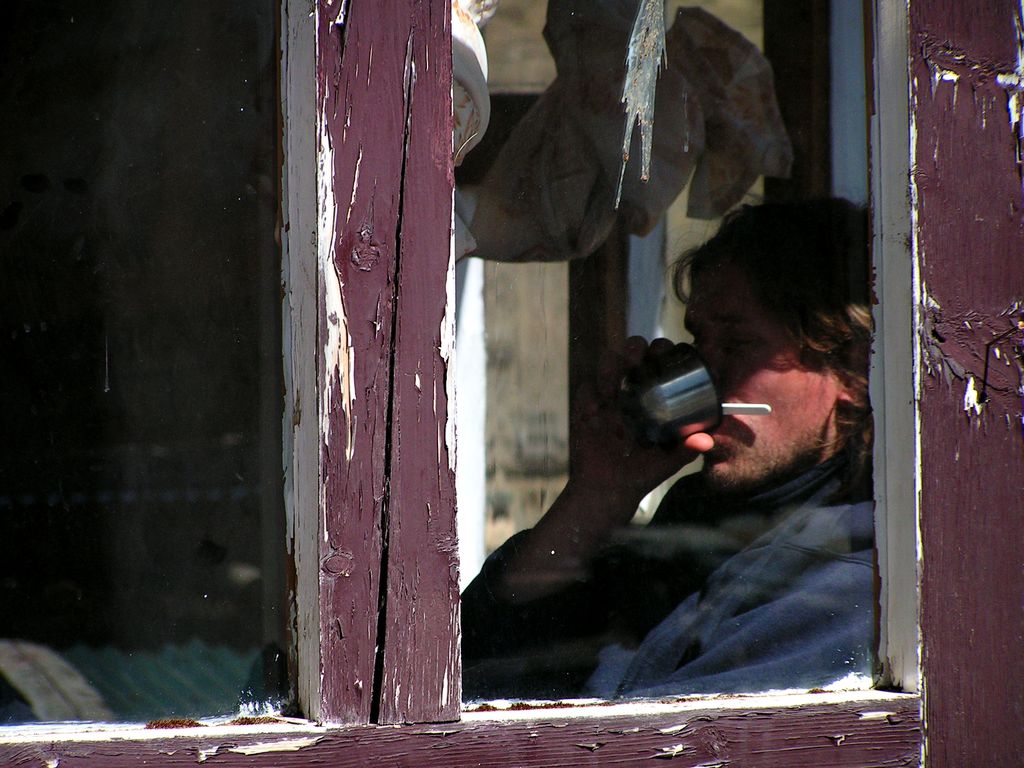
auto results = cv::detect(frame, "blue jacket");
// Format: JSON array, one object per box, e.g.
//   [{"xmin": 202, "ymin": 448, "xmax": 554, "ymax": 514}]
[{"xmin": 462, "ymin": 457, "xmax": 874, "ymax": 700}]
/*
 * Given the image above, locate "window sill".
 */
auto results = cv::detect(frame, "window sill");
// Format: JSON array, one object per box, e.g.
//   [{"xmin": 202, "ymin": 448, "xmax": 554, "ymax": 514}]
[{"xmin": 2, "ymin": 690, "xmax": 920, "ymax": 766}]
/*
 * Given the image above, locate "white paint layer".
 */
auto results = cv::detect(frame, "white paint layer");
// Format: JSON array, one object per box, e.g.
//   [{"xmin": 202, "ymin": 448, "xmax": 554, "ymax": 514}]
[
  {"xmin": 998, "ymin": 1, "xmax": 1024, "ymax": 151},
  {"xmin": 319, "ymin": 132, "xmax": 356, "ymax": 464},
  {"xmin": 442, "ymin": 160, "xmax": 460, "ymax": 475},
  {"xmin": 869, "ymin": 0, "xmax": 920, "ymax": 697},
  {"xmin": 963, "ymin": 375, "xmax": 982, "ymax": 415},
  {"xmin": 463, "ymin": 690, "xmax": 914, "ymax": 723},
  {"xmin": 229, "ymin": 736, "xmax": 323, "ymax": 754},
  {"xmin": 283, "ymin": 0, "xmax": 323, "ymax": 723}
]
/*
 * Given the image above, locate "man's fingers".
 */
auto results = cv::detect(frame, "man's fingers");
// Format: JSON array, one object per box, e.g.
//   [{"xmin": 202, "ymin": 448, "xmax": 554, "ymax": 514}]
[
  {"xmin": 648, "ymin": 337, "xmax": 675, "ymax": 356},
  {"xmin": 681, "ymin": 432, "xmax": 715, "ymax": 453}
]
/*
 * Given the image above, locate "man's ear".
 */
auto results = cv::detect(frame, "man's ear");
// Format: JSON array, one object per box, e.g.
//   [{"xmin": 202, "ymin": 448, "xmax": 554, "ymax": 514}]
[{"xmin": 834, "ymin": 380, "xmax": 857, "ymax": 406}]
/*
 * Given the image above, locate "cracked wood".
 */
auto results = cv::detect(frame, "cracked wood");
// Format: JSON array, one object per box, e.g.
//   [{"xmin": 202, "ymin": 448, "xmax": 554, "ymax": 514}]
[
  {"xmin": 0, "ymin": 695, "xmax": 921, "ymax": 766},
  {"xmin": 314, "ymin": 0, "xmax": 456, "ymax": 725}
]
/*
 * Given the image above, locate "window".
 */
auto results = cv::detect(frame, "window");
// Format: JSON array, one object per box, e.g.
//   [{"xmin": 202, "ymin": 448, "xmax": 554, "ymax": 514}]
[
  {"xmin": 457, "ymin": 0, "xmax": 882, "ymax": 704},
  {"xmin": 1, "ymin": 0, "xmax": 285, "ymax": 723},
  {"xmin": 3, "ymin": 0, "xmax": 1022, "ymax": 765}
]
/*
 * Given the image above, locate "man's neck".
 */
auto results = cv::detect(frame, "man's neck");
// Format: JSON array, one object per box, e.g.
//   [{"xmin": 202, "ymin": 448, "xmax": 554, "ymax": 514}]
[{"xmin": 702, "ymin": 454, "xmax": 848, "ymax": 509}]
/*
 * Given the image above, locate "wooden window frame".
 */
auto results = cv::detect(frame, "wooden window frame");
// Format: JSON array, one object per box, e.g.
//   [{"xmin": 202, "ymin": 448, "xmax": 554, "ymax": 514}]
[{"xmin": 4, "ymin": 0, "xmax": 1023, "ymax": 765}]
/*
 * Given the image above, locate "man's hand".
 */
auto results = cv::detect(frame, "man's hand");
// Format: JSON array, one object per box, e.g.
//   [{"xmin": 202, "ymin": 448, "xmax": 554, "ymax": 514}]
[
  {"xmin": 568, "ymin": 336, "xmax": 713, "ymax": 516},
  {"xmin": 489, "ymin": 337, "xmax": 714, "ymax": 603}
]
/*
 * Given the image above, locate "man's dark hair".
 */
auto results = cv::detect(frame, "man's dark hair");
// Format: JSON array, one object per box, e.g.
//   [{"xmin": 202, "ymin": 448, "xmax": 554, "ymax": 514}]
[{"xmin": 673, "ymin": 198, "xmax": 873, "ymax": 500}]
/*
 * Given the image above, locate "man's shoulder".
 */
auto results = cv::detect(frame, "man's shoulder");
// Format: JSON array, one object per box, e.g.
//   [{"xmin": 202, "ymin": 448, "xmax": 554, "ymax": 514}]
[{"xmin": 773, "ymin": 497, "xmax": 874, "ymax": 551}]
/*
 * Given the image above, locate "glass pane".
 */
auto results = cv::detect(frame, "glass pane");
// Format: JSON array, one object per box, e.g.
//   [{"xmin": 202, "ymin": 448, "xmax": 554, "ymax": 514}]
[
  {"xmin": 0, "ymin": 1, "xmax": 285, "ymax": 723},
  {"xmin": 456, "ymin": 0, "xmax": 874, "ymax": 703}
]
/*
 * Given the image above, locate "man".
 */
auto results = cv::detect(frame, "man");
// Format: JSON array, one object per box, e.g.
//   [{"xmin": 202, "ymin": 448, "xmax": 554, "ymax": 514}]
[{"xmin": 462, "ymin": 199, "xmax": 874, "ymax": 700}]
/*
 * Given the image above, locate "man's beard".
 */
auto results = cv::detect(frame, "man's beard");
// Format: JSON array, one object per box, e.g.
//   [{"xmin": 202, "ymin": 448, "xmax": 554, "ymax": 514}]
[{"xmin": 700, "ymin": 438, "xmax": 830, "ymax": 498}]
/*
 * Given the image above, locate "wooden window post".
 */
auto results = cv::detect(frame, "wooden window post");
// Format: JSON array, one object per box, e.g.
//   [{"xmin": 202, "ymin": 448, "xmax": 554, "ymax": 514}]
[
  {"xmin": 311, "ymin": 0, "xmax": 458, "ymax": 725},
  {"xmin": 910, "ymin": 1, "xmax": 1024, "ymax": 764}
]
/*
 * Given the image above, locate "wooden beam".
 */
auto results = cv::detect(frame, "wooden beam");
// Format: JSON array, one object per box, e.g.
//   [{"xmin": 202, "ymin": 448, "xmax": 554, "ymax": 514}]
[
  {"xmin": 0, "ymin": 693, "xmax": 921, "ymax": 766},
  {"xmin": 375, "ymin": 0, "xmax": 460, "ymax": 726},
  {"xmin": 282, "ymin": 0, "xmax": 321, "ymax": 721},
  {"xmin": 910, "ymin": 1, "xmax": 1024, "ymax": 765},
  {"xmin": 314, "ymin": 0, "xmax": 403, "ymax": 723},
  {"xmin": 867, "ymin": 0, "xmax": 920, "ymax": 695},
  {"xmin": 312, "ymin": 0, "xmax": 456, "ymax": 725}
]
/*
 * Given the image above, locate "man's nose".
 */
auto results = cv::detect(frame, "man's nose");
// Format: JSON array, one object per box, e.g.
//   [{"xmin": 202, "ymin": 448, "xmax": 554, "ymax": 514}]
[{"xmin": 702, "ymin": 351, "xmax": 736, "ymax": 394}]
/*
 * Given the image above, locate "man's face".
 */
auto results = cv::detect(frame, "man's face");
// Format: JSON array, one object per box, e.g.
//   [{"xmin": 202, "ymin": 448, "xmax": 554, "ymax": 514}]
[{"xmin": 685, "ymin": 262, "xmax": 850, "ymax": 496}]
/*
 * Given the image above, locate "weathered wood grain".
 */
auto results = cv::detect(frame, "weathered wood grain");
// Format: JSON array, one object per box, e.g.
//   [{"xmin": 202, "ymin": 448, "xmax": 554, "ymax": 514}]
[
  {"xmin": 911, "ymin": 1, "xmax": 1024, "ymax": 765},
  {"xmin": 315, "ymin": 0, "xmax": 407, "ymax": 723},
  {"xmin": 282, "ymin": 0, "xmax": 322, "ymax": 722},
  {"xmin": 375, "ymin": 0, "xmax": 460, "ymax": 725},
  {"xmin": 312, "ymin": 0, "xmax": 457, "ymax": 724},
  {"xmin": 0, "ymin": 695, "xmax": 921, "ymax": 767}
]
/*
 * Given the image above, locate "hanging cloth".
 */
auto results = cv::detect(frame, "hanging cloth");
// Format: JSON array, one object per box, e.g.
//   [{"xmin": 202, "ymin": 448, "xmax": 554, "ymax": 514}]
[{"xmin": 467, "ymin": 2, "xmax": 792, "ymax": 262}]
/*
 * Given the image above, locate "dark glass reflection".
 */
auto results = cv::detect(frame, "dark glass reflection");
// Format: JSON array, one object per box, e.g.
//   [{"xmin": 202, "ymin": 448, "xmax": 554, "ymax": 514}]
[{"xmin": 0, "ymin": 0, "xmax": 285, "ymax": 722}]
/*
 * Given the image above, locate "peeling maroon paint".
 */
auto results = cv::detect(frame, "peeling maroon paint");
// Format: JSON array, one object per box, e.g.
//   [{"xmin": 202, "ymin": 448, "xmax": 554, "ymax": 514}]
[
  {"xmin": 911, "ymin": 1, "xmax": 1024, "ymax": 765},
  {"xmin": 314, "ymin": 0, "xmax": 456, "ymax": 725},
  {"xmin": 316, "ymin": 0, "xmax": 402, "ymax": 723},
  {"xmin": 0, "ymin": 696, "xmax": 921, "ymax": 767},
  {"xmin": 914, "ymin": 0, "xmax": 1022, "ymax": 72},
  {"xmin": 374, "ymin": 1, "xmax": 460, "ymax": 726}
]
